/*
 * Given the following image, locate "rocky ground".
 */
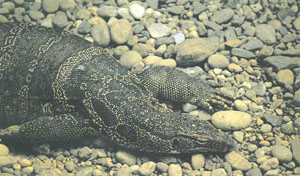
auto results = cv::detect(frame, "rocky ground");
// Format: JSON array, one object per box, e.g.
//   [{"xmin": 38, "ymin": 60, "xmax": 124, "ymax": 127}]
[{"xmin": 0, "ymin": 0, "xmax": 300, "ymax": 175}]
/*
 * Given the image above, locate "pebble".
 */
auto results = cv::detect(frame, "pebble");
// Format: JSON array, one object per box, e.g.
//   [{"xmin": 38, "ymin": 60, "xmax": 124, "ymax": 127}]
[
  {"xmin": 42, "ymin": 0, "xmax": 59, "ymax": 13},
  {"xmin": 276, "ymin": 69, "xmax": 294, "ymax": 85},
  {"xmin": 173, "ymin": 32, "xmax": 185, "ymax": 44},
  {"xmin": 28, "ymin": 10, "xmax": 45, "ymax": 21},
  {"xmin": 52, "ymin": 11, "xmax": 68, "ymax": 28},
  {"xmin": 76, "ymin": 9, "xmax": 91, "ymax": 20},
  {"xmin": 91, "ymin": 23, "xmax": 110, "ymax": 46},
  {"xmin": 156, "ymin": 162, "xmax": 168, "ymax": 173},
  {"xmin": 168, "ymin": 164, "xmax": 182, "ymax": 176},
  {"xmin": 231, "ymin": 48, "xmax": 256, "ymax": 59},
  {"xmin": 245, "ymin": 168, "xmax": 263, "ymax": 176},
  {"xmin": 233, "ymin": 131, "xmax": 244, "ymax": 143},
  {"xmin": 59, "ymin": 0, "xmax": 76, "ymax": 11},
  {"xmin": 263, "ymin": 56, "xmax": 300, "ymax": 71},
  {"xmin": 293, "ymin": 16, "xmax": 300, "ymax": 30},
  {"xmin": 110, "ymin": 19, "xmax": 132, "ymax": 44},
  {"xmin": 98, "ymin": 6, "xmax": 118, "ymax": 17},
  {"xmin": 139, "ymin": 161, "xmax": 156, "ymax": 176},
  {"xmin": 260, "ymin": 124, "xmax": 272, "ymax": 133},
  {"xmin": 116, "ymin": 165, "xmax": 132, "ymax": 176},
  {"xmin": 65, "ymin": 161, "xmax": 76, "ymax": 172},
  {"xmin": 228, "ymin": 63, "xmax": 243, "ymax": 72},
  {"xmin": 291, "ymin": 139, "xmax": 300, "ymax": 165},
  {"xmin": 0, "ymin": 156, "xmax": 18, "ymax": 168},
  {"xmin": 211, "ymin": 111, "xmax": 252, "ymax": 130},
  {"xmin": 255, "ymin": 24, "xmax": 276, "ymax": 44},
  {"xmin": 13, "ymin": 0, "xmax": 24, "ymax": 5},
  {"xmin": 75, "ymin": 167, "xmax": 93, "ymax": 176},
  {"xmin": 271, "ymin": 145, "xmax": 293, "ymax": 163},
  {"xmin": 129, "ymin": 4, "xmax": 145, "ymax": 19},
  {"xmin": 207, "ymin": 54, "xmax": 229, "ymax": 69},
  {"xmin": 147, "ymin": 23, "xmax": 171, "ymax": 38},
  {"xmin": 259, "ymin": 158, "xmax": 279, "ymax": 172},
  {"xmin": 211, "ymin": 8, "xmax": 234, "ymax": 24},
  {"xmin": 211, "ymin": 168, "xmax": 227, "ymax": 176},
  {"xmin": 191, "ymin": 154, "xmax": 205, "ymax": 170},
  {"xmin": 115, "ymin": 150, "xmax": 137, "ymax": 166},
  {"xmin": 78, "ymin": 20, "xmax": 91, "ymax": 34},
  {"xmin": 234, "ymin": 100, "xmax": 248, "ymax": 111},
  {"xmin": 22, "ymin": 167, "xmax": 34, "ymax": 175},
  {"xmin": 244, "ymin": 39, "xmax": 264, "ymax": 50},
  {"xmin": 0, "ymin": 144, "xmax": 9, "ymax": 156},
  {"xmin": 19, "ymin": 158, "xmax": 31, "ymax": 167},
  {"xmin": 176, "ymin": 37, "xmax": 219, "ymax": 66},
  {"xmin": 120, "ymin": 51, "xmax": 143, "ymax": 69},
  {"xmin": 225, "ymin": 151, "xmax": 252, "ymax": 171}
]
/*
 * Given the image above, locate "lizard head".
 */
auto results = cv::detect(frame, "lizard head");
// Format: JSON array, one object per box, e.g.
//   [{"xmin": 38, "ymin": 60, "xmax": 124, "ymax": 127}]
[{"xmin": 167, "ymin": 114, "xmax": 237, "ymax": 154}]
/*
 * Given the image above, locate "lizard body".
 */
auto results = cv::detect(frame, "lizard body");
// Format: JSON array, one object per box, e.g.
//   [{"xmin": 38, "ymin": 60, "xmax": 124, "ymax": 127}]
[{"xmin": 0, "ymin": 23, "xmax": 235, "ymax": 153}]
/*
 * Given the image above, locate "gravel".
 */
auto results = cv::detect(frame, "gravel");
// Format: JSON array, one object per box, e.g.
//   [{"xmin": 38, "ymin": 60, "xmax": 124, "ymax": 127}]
[{"xmin": 0, "ymin": 0, "xmax": 300, "ymax": 175}]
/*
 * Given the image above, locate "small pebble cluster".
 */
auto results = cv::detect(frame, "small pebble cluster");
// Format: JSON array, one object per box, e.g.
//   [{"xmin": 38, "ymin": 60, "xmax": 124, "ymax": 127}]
[{"xmin": 0, "ymin": 0, "xmax": 300, "ymax": 175}]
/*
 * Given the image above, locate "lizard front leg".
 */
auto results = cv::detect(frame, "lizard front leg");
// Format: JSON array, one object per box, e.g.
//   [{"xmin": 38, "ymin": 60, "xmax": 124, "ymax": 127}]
[{"xmin": 0, "ymin": 113, "xmax": 99, "ymax": 145}]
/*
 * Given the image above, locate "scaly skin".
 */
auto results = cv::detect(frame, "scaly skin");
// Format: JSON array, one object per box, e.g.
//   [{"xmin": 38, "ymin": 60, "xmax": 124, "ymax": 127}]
[
  {"xmin": 0, "ymin": 23, "xmax": 235, "ymax": 153},
  {"xmin": 137, "ymin": 66, "xmax": 233, "ymax": 113}
]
